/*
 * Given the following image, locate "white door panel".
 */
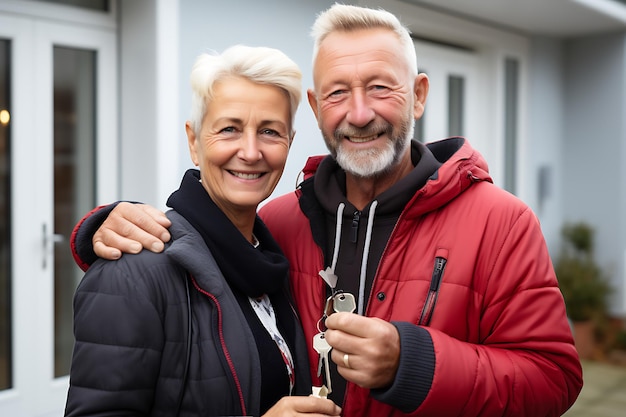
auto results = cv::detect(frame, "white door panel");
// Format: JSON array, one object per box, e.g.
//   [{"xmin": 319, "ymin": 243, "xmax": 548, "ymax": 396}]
[
  {"xmin": 415, "ymin": 40, "xmax": 489, "ymax": 156},
  {"xmin": 0, "ymin": 9, "xmax": 117, "ymax": 417}
]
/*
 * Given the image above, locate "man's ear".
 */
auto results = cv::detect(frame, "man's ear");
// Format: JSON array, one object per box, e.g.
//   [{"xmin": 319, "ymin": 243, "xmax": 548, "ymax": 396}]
[
  {"xmin": 413, "ymin": 73, "xmax": 429, "ymax": 120},
  {"xmin": 185, "ymin": 121, "xmax": 199, "ymax": 166},
  {"xmin": 307, "ymin": 89, "xmax": 320, "ymax": 121}
]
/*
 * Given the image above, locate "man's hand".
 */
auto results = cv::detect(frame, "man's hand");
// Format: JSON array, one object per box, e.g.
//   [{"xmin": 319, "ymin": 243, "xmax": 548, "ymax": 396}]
[
  {"xmin": 93, "ymin": 202, "xmax": 171, "ymax": 260},
  {"xmin": 325, "ymin": 312, "xmax": 400, "ymax": 389}
]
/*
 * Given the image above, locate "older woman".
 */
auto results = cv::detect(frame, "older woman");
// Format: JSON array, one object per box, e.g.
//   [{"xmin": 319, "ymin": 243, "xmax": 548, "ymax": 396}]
[{"xmin": 64, "ymin": 45, "xmax": 341, "ymax": 417}]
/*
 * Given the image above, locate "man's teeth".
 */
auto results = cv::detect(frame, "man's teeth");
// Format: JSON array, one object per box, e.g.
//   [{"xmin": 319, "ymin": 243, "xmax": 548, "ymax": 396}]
[
  {"xmin": 231, "ymin": 171, "xmax": 262, "ymax": 180},
  {"xmin": 348, "ymin": 135, "xmax": 378, "ymax": 143}
]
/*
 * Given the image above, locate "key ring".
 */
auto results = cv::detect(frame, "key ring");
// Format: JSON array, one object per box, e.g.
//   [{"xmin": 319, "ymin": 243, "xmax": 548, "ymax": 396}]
[{"xmin": 316, "ymin": 316, "xmax": 327, "ymax": 333}]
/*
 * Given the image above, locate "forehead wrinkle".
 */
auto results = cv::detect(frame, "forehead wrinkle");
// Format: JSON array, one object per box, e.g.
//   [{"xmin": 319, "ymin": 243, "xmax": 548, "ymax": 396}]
[{"xmin": 316, "ymin": 34, "xmax": 411, "ymax": 89}]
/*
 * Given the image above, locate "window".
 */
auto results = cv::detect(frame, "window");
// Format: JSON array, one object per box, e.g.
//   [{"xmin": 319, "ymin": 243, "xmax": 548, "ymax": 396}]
[
  {"xmin": 448, "ymin": 75, "xmax": 465, "ymax": 136},
  {"xmin": 504, "ymin": 58, "xmax": 519, "ymax": 194}
]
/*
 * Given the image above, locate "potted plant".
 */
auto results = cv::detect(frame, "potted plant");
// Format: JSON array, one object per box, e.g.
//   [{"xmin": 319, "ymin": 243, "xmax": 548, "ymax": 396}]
[{"xmin": 554, "ymin": 222, "xmax": 611, "ymax": 359}]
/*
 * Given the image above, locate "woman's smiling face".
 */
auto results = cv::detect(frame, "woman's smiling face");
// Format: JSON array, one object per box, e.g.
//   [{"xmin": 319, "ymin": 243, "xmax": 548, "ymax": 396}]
[{"xmin": 186, "ymin": 76, "xmax": 292, "ymax": 220}]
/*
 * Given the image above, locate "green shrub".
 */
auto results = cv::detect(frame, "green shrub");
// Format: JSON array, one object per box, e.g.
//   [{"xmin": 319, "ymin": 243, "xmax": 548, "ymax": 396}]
[{"xmin": 554, "ymin": 222, "xmax": 611, "ymax": 322}]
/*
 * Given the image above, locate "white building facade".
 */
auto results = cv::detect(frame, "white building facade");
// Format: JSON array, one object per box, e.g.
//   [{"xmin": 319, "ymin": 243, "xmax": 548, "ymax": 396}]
[{"xmin": 0, "ymin": 0, "xmax": 624, "ymax": 415}]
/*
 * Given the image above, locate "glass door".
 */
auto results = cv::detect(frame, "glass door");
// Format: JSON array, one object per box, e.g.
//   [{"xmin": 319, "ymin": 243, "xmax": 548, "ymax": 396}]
[
  {"xmin": 52, "ymin": 45, "xmax": 97, "ymax": 378},
  {"xmin": 0, "ymin": 9, "xmax": 117, "ymax": 417},
  {"xmin": 0, "ymin": 36, "xmax": 11, "ymax": 397}
]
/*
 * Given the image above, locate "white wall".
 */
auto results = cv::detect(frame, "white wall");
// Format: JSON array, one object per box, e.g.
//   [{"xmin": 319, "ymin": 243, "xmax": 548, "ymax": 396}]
[
  {"xmin": 562, "ymin": 33, "xmax": 626, "ymax": 316},
  {"xmin": 527, "ymin": 37, "xmax": 565, "ymax": 254},
  {"xmin": 118, "ymin": 0, "xmax": 180, "ymax": 209},
  {"xmin": 119, "ymin": 0, "xmax": 158, "ymax": 205}
]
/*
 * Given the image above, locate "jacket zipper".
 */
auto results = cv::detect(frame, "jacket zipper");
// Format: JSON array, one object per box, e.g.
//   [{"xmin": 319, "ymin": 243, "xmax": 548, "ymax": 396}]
[
  {"xmin": 190, "ymin": 276, "xmax": 247, "ymax": 416},
  {"xmin": 418, "ymin": 256, "xmax": 447, "ymax": 326},
  {"xmin": 350, "ymin": 210, "xmax": 361, "ymax": 243}
]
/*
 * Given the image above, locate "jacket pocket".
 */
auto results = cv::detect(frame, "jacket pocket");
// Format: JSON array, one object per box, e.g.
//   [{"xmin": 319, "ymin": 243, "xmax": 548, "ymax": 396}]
[{"xmin": 418, "ymin": 249, "xmax": 448, "ymax": 326}]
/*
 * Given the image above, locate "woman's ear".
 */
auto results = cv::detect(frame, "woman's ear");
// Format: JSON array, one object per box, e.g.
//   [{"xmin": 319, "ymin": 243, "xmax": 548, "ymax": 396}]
[
  {"xmin": 185, "ymin": 121, "xmax": 200, "ymax": 166},
  {"xmin": 289, "ymin": 131, "xmax": 296, "ymax": 148}
]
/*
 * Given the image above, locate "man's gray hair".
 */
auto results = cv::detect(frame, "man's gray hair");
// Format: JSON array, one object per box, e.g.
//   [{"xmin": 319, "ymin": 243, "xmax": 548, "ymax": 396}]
[{"xmin": 311, "ymin": 3, "xmax": 417, "ymax": 75}]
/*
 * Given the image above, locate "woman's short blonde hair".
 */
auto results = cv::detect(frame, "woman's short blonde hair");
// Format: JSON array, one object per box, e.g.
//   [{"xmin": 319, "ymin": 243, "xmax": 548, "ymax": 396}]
[{"xmin": 189, "ymin": 45, "xmax": 302, "ymax": 135}]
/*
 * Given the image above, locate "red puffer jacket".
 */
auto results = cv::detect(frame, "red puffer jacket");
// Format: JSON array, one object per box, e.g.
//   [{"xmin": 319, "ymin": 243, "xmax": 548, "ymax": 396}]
[{"xmin": 259, "ymin": 138, "xmax": 582, "ymax": 417}]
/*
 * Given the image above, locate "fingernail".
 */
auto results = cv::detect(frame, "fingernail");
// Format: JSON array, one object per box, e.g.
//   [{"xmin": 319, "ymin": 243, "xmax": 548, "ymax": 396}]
[
  {"xmin": 151, "ymin": 242, "xmax": 163, "ymax": 252},
  {"xmin": 130, "ymin": 243, "xmax": 142, "ymax": 253}
]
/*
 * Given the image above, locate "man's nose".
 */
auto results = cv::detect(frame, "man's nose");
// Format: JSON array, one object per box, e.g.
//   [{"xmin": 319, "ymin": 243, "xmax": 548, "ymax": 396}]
[{"xmin": 345, "ymin": 90, "xmax": 375, "ymax": 127}]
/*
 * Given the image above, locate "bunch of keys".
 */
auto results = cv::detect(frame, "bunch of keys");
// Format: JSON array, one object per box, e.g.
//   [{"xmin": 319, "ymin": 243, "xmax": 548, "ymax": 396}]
[{"xmin": 312, "ymin": 290, "xmax": 357, "ymax": 398}]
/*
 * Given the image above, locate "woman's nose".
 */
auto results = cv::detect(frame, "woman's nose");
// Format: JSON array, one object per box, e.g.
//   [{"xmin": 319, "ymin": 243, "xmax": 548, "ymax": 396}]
[{"xmin": 237, "ymin": 131, "xmax": 262, "ymax": 161}]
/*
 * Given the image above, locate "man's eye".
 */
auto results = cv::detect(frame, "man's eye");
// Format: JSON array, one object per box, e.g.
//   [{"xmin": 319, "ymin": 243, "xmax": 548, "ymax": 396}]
[
  {"xmin": 329, "ymin": 89, "xmax": 346, "ymax": 97},
  {"xmin": 220, "ymin": 126, "xmax": 237, "ymax": 134}
]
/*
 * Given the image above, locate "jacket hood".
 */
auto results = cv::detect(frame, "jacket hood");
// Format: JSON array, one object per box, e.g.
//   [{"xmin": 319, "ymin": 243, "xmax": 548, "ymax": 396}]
[{"xmin": 407, "ymin": 137, "xmax": 492, "ymax": 218}]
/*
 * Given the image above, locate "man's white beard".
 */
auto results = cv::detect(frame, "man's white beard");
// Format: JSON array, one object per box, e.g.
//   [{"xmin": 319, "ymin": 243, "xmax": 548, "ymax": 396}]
[
  {"xmin": 336, "ymin": 140, "xmax": 398, "ymax": 178},
  {"xmin": 334, "ymin": 121, "xmax": 414, "ymax": 178}
]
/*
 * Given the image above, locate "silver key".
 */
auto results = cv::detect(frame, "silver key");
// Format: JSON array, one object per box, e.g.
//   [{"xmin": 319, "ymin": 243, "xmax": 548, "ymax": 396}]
[
  {"xmin": 333, "ymin": 291, "xmax": 356, "ymax": 313},
  {"xmin": 316, "ymin": 346, "xmax": 323, "ymax": 377},
  {"xmin": 314, "ymin": 332, "xmax": 325, "ymax": 377},
  {"xmin": 313, "ymin": 332, "xmax": 333, "ymax": 394}
]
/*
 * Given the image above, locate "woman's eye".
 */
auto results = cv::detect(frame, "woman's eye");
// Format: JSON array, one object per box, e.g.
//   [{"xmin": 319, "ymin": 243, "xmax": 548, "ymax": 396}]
[
  {"xmin": 220, "ymin": 126, "xmax": 237, "ymax": 134},
  {"xmin": 260, "ymin": 128, "xmax": 280, "ymax": 137}
]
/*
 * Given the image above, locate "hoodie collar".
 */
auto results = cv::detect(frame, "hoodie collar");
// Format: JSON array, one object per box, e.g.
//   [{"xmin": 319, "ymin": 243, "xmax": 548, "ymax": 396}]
[{"xmin": 313, "ymin": 140, "xmax": 442, "ymax": 217}]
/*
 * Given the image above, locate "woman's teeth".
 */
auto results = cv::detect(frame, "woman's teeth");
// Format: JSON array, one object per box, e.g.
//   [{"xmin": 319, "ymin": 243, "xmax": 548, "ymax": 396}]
[{"xmin": 231, "ymin": 171, "xmax": 262, "ymax": 179}]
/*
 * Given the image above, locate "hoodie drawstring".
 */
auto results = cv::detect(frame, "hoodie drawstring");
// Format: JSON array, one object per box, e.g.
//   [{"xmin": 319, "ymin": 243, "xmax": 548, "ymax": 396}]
[
  {"xmin": 358, "ymin": 200, "xmax": 377, "ymax": 315},
  {"xmin": 324, "ymin": 201, "xmax": 379, "ymax": 315},
  {"xmin": 329, "ymin": 203, "xmax": 345, "ymax": 274}
]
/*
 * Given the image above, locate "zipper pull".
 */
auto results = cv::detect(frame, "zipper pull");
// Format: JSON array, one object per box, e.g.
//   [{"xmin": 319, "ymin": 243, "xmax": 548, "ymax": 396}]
[
  {"xmin": 419, "ymin": 256, "xmax": 447, "ymax": 326},
  {"xmin": 350, "ymin": 211, "xmax": 361, "ymax": 243},
  {"xmin": 430, "ymin": 257, "xmax": 446, "ymax": 290}
]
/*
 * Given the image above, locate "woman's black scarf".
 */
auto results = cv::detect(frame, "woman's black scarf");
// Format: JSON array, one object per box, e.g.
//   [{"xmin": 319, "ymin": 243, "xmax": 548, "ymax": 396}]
[{"xmin": 166, "ymin": 169, "xmax": 289, "ymax": 298}]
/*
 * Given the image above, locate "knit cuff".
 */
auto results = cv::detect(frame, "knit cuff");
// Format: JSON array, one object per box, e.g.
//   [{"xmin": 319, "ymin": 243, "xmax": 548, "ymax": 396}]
[{"xmin": 370, "ymin": 322, "xmax": 434, "ymax": 413}]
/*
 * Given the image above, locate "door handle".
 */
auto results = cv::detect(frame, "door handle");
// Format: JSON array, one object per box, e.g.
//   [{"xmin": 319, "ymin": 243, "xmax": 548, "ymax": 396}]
[
  {"xmin": 42, "ymin": 223, "xmax": 65, "ymax": 269},
  {"xmin": 42, "ymin": 223, "xmax": 48, "ymax": 269}
]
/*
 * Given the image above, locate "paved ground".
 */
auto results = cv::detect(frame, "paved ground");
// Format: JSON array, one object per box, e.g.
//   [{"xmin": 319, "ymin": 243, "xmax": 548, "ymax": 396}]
[{"xmin": 562, "ymin": 360, "xmax": 626, "ymax": 417}]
